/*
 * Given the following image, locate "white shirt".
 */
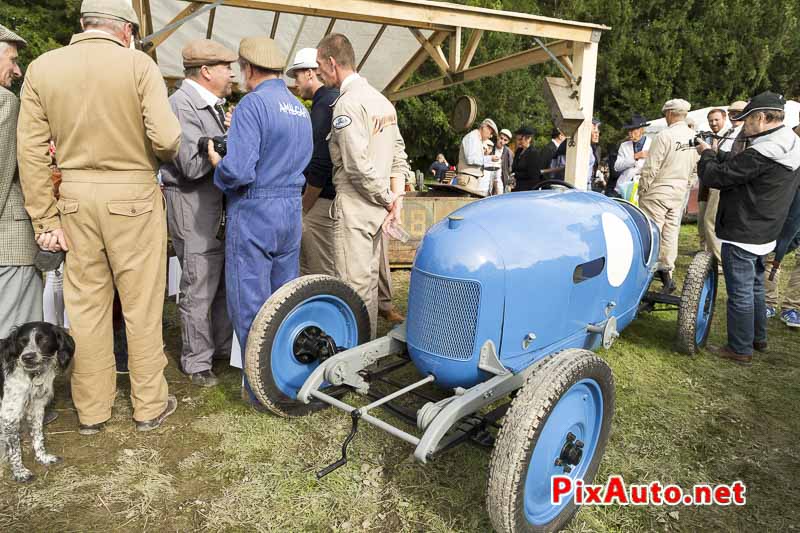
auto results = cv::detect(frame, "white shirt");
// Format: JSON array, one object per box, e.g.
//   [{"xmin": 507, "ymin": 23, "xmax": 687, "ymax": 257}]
[
  {"xmin": 721, "ymin": 239, "xmax": 776, "ymax": 256},
  {"xmin": 718, "ymin": 125, "xmax": 741, "ymax": 153},
  {"xmin": 461, "ymin": 129, "xmax": 485, "ymax": 167},
  {"xmin": 479, "ymin": 149, "xmax": 503, "ymax": 195},
  {"xmin": 615, "ymin": 137, "xmax": 652, "ymax": 190},
  {"xmin": 340, "ymin": 72, "xmax": 361, "ymax": 93},
  {"xmin": 183, "ymin": 78, "xmax": 221, "ymax": 108}
]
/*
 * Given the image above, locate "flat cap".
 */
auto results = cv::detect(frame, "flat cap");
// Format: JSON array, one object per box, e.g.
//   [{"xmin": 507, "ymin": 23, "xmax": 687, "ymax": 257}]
[
  {"xmin": 0, "ymin": 24, "xmax": 26, "ymax": 48},
  {"xmin": 81, "ymin": 0, "xmax": 140, "ymax": 27},
  {"xmin": 499, "ymin": 128, "xmax": 513, "ymax": 140},
  {"xmin": 728, "ymin": 100, "xmax": 747, "ymax": 113},
  {"xmin": 661, "ymin": 98, "xmax": 691, "ymax": 113},
  {"xmin": 480, "ymin": 118, "xmax": 498, "ymax": 137},
  {"xmin": 239, "ymin": 36, "xmax": 284, "ymax": 71},
  {"xmin": 182, "ymin": 39, "xmax": 237, "ymax": 68}
]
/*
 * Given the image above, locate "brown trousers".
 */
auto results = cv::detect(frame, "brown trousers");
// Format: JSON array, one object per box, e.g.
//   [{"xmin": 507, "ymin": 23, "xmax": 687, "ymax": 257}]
[
  {"xmin": 639, "ymin": 193, "xmax": 685, "ymax": 273},
  {"xmin": 58, "ymin": 173, "xmax": 168, "ymax": 425}
]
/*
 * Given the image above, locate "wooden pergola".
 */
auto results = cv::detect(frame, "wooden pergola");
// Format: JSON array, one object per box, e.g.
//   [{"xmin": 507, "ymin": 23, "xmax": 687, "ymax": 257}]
[{"xmin": 131, "ymin": 0, "xmax": 608, "ymax": 188}]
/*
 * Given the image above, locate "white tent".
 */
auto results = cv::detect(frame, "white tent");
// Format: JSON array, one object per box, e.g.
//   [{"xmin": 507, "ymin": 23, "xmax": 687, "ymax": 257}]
[
  {"xmin": 148, "ymin": 3, "xmax": 428, "ymax": 92},
  {"xmin": 645, "ymin": 101, "xmax": 800, "ymax": 135}
]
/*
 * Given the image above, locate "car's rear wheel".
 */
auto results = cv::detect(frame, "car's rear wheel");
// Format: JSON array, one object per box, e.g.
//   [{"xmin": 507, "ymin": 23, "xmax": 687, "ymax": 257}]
[
  {"xmin": 244, "ymin": 275, "xmax": 370, "ymax": 417},
  {"xmin": 676, "ymin": 251, "xmax": 718, "ymax": 355}
]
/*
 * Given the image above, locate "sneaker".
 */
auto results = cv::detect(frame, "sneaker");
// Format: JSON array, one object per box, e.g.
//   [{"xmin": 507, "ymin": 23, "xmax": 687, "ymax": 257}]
[
  {"xmin": 189, "ymin": 370, "xmax": 220, "ymax": 388},
  {"xmin": 780, "ymin": 308, "xmax": 800, "ymax": 328},
  {"xmin": 135, "ymin": 395, "xmax": 178, "ymax": 432},
  {"xmin": 766, "ymin": 306, "xmax": 777, "ymax": 319}
]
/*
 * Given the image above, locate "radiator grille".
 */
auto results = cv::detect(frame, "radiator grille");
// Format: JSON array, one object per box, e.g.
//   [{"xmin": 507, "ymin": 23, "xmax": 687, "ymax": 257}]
[{"xmin": 407, "ymin": 269, "xmax": 481, "ymax": 360}]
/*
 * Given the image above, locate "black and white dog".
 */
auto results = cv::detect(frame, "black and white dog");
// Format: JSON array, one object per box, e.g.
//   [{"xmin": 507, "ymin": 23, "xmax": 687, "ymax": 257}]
[{"xmin": 0, "ymin": 322, "xmax": 74, "ymax": 482}]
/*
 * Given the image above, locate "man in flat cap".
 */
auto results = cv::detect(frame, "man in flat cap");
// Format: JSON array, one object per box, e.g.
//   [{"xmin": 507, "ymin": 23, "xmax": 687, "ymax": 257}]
[
  {"xmin": 697, "ymin": 91, "xmax": 800, "ymax": 364},
  {"xmin": 17, "ymin": 0, "xmax": 182, "ymax": 434},
  {"xmin": 638, "ymin": 98, "xmax": 699, "ymax": 292},
  {"xmin": 208, "ymin": 36, "xmax": 312, "ymax": 405},
  {"xmin": 456, "ymin": 118, "xmax": 499, "ymax": 196},
  {"xmin": 315, "ymin": 33, "xmax": 411, "ymax": 338},
  {"xmin": 160, "ymin": 39, "xmax": 237, "ymax": 388},
  {"xmin": 0, "ymin": 26, "xmax": 43, "ymax": 341}
]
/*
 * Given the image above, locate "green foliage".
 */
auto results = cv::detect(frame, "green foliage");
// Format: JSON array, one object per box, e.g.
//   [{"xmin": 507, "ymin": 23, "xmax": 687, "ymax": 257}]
[{"xmin": 0, "ymin": 0, "xmax": 81, "ymax": 92}]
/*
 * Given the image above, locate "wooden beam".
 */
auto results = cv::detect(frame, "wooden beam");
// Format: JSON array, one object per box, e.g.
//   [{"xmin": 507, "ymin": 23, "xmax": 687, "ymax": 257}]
[
  {"xmin": 384, "ymin": 30, "xmax": 449, "ymax": 94},
  {"xmin": 409, "ymin": 28, "xmax": 450, "ymax": 75},
  {"xmin": 270, "ymin": 12, "xmax": 280, "ymax": 38},
  {"xmin": 185, "ymin": 0, "xmax": 607, "ymax": 42},
  {"xmin": 448, "ymin": 27, "xmax": 461, "ymax": 74},
  {"xmin": 358, "ymin": 25, "xmax": 387, "ymax": 72},
  {"xmin": 457, "ymin": 29, "xmax": 483, "ymax": 71},
  {"xmin": 563, "ymin": 41, "xmax": 598, "ymax": 190},
  {"xmin": 387, "ymin": 40, "xmax": 572, "ymax": 101},
  {"xmin": 324, "ymin": 18, "xmax": 337, "ymax": 36},
  {"xmin": 148, "ymin": 2, "xmax": 203, "ymax": 51},
  {"xmin": 206, "ymin": 6, "xmax": 217, "ymax": 38}
]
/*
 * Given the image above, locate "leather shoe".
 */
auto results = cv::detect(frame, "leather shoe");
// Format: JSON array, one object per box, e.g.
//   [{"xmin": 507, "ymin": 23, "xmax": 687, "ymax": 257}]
[
  {"xmin": 189, "ymin": 370, "xmax": 219, "ymax": 387},
  {"xmin": 379, "ymin": 307, "xmax": 405, "ymax": 324},
  {"xmin": 43, "ymin": 409, "xmax": 59, "ymax": 426},
  {"xmin": 707, "ymin": 344, "xmax": 753, "ymax": 366},
  {"xmin": 135, "ymin": 395, "xmax": 178, "ymax": 432},
  {"xmin": 753, "ymin": 341, "xmax": 768, "ymax": 353},
  {"xmin": 79, "ymin": 421, "xmax": 107, "ymax": 436}
]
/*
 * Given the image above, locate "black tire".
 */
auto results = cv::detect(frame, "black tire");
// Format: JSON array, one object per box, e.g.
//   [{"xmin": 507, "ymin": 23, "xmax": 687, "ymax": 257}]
[
  {"xmin": 532, "ymin": 179, "xmax": 577, "ymax": 190},
  {"xmin": 487, "ymin": 350, "xmax": 615, "ymax": 533},
  {"xmin": 244, "ymin": 275, "xmax": 370, "ymax": 417},
  {"xmin": 676, "ymin": 251, "xmax": 718, "ymax": 355}
]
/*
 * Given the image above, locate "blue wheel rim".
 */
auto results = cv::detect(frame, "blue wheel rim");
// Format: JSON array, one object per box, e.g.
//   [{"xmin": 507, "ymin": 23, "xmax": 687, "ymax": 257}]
[
  {"xmin": 523, "ymin": 378, "xmax": 604, "ymax": 526},
  {"xmin": 271, "ymin": 295, "xmax": 359, "ymax": 399},
  {"xmin": 695, "ymin": 271, "xmax": 716, "ymax": 345}
]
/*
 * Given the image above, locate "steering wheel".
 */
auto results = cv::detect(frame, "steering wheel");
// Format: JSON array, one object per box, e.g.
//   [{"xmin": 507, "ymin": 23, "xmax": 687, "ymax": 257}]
[{"xmin": 533, "ymin": 179, "xmax": 577, "ymax": 190}]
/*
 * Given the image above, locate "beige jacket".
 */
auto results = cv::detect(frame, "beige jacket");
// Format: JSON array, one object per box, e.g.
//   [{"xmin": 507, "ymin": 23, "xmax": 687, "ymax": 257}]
[
  {"xmin": 17, "ymin": 31, "xmax": 181, "ymax": 234},
  {"xmin": 329, "ymin": 75, "xmax": 411, "ymax": 208},
  {"xmin": 639, "ymin": 120, "xmax": 699, "ymax": 202}
]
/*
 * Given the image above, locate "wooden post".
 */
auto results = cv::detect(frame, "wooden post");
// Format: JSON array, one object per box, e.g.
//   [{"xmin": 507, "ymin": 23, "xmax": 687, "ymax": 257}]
[
  {"xmin": 448, "ymin": 27, "xmax": 461, "ymax": 73},
  {"xmin": 563, "ymin": 41, "xmax": 597, "ymax": 190}
]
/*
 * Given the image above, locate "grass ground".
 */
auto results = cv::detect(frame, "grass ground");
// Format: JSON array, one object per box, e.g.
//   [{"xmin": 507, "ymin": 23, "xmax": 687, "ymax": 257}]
[{"xmin": 1, "ymin": 224, "xmax": 798, "ymax": 532}]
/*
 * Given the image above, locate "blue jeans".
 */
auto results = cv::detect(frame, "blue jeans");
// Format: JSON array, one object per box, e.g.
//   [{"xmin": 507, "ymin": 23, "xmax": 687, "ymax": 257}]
[{"xmin": 721, "ymin": 243, "xmax": 767, "ymax": 355}]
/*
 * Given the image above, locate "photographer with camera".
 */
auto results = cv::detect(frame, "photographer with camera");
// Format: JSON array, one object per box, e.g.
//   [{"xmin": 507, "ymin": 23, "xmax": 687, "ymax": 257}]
[
  {"xmin": 159, "ymin": 39, "xmax": 237, "ymax": 388},
  {"xmin": 697, "ymin": 92, "xmax": 800, "ymax": 365}
]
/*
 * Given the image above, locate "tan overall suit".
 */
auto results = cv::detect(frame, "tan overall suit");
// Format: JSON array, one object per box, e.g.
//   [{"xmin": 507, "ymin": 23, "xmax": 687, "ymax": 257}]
[
  {"xmin": 328, "ymin": 75, "xmax": 410, "ymax": 337},
  {"xmin": 17, "ymin": 32, "xmax": 181, "ymax": 425},
  {"xmin": 638, "ymin": 120, "xmax": 699, "ymax": 273}
]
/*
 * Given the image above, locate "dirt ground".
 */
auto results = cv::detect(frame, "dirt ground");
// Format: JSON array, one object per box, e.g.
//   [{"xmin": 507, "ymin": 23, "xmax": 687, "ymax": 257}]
[{"xmin": 1, "ymin": 226, "xmax": 799, "ymax": 532}]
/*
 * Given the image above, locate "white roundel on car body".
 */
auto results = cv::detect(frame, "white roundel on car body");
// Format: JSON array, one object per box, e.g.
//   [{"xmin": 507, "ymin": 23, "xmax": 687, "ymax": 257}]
[{"xmin": 602, "ymin": 212, "xmax": 634, "ymax": 287}]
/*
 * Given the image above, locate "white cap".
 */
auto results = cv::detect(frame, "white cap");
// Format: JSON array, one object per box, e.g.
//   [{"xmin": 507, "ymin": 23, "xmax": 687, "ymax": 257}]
[{"xmin": 286, "ymin": 48, "xmax": 319, "ymax": 79}]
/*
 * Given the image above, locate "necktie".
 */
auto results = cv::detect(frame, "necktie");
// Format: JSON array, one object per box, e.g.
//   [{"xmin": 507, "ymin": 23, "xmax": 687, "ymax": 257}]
[{"xmin": 215, "ymin": 101, "xmax": 226, "ymax": 130}]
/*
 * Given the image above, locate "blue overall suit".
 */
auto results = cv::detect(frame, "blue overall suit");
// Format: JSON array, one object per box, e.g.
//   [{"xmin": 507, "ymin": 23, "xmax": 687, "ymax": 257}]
[{"xmin": 214, "ymin": 79, "xmax": 312, "ymax": 398}]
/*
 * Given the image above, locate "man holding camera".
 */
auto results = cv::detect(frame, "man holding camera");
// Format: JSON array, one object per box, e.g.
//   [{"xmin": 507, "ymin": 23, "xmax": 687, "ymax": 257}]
[
  {"xmin": 638, "ymin": 99, "xmax": 698, "ymax": 293},
  {"xmin": 160, "ymin": 39, "xmax": 237, "ymax": 387},
  {"xmin": 697, "ymin": 92, "xmax": 800, "ymax": 365},
  {"xmin": 17, "ymin": 0, "xmax": 181, "ymax": 433}
]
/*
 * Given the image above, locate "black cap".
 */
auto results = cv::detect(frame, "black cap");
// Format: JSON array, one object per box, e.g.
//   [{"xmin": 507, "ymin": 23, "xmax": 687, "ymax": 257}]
[
  {"xmin": 734, "ymin": 91, "xmax": 786, "ymax": 121},
  {"xmin": 622, "ymin": 113, "xmax": 650, "ymax": 130},
  {"xmin": 515, "ymin": 125, "xmax": 536, "ymax": 136}
]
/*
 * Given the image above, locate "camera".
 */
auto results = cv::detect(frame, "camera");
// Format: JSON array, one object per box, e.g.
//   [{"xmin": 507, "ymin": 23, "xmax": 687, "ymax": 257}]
[
  {"xmin": 198, "ymin": 135, "xmax": 227, "ymax": 158},
  {"xmin": 688, "ymin": 131, "xmax": 715, "ymax": 147}
]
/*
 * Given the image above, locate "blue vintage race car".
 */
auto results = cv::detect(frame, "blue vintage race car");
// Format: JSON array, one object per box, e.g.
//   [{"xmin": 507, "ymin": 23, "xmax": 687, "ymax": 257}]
[{"xmin": 244, "ymin": 185, "xmax": 718, "ymax": 532}]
